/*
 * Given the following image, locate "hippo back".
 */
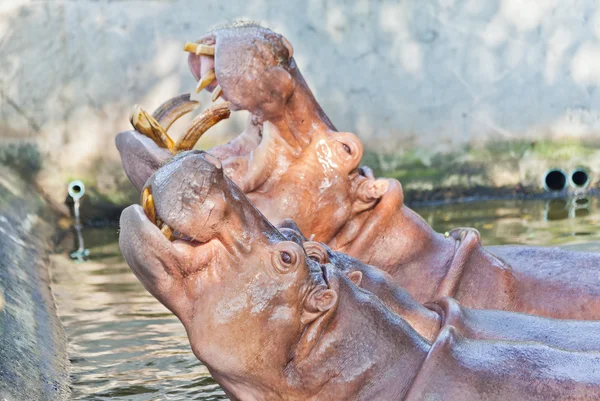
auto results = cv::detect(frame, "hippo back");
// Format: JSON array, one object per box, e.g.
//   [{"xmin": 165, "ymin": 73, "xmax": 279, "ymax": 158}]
[
  {"xmin": 405, "ymin": 326, "xmax": 600, "ymax": 401},
  {"xmin": 487, "ymin": 245, "xmax": 600, "ymax": 319}
]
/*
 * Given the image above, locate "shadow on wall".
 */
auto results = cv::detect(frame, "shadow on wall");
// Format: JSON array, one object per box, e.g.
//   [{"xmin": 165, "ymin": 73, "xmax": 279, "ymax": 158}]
[{"xmin": 1, "ymin": 0, "xmax": 600, "ymax": 203}]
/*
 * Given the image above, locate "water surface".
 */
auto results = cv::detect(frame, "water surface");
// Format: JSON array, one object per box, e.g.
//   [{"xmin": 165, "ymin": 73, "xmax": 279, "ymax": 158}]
[{"xmin": 51, "ymin": 196, "xmax": 600, "ymax": 399}]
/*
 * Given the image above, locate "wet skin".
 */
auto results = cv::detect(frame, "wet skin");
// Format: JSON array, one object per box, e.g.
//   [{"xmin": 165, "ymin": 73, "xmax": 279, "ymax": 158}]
[
  {"xmin": 119, "ymin": 152, "xmax": 600, "ymax": 400},
  {"xmin": 117, "ymin": 25, "xmax": 600, "ymax": 320},
  {"xmin": 117, "ymin": 23, "xmax": 389, "ymax": 241},
  {"xmin": 290, "ymin": 229, "xmax": 600, "ymax": 352}
]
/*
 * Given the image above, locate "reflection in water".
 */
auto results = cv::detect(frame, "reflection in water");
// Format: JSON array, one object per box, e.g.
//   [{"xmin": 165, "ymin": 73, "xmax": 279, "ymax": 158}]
[
  {"xmin": 415, "ymin": 196, "xmax": 600, "ymax": 250},
  {"xmin": 52, "ymin": 229, "xmax": 226, "ymax": 400},
  {"xmin": 68, "ymin": 180, "xmax": 90, "ymax": 262},
  {"xmin": 51, "ymin": 197, "xmax": 600, "ymax": 400},
  {"xmin": 543, "ymin": 197, "xmax": 591, "ymax": 221},
  {"xmin": 545, "ymin": 198, "xmax": 569, "ymax": 221}
]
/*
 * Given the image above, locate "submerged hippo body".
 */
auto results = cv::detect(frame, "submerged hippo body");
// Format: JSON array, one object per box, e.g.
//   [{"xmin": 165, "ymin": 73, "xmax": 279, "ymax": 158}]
[
  {"xmin": 117, "ymin": 25, "xmax": 600, "ymax": 320},
  {"xmin": 119, "ymin": 152, "xmax": 600, "ymax": 400}
]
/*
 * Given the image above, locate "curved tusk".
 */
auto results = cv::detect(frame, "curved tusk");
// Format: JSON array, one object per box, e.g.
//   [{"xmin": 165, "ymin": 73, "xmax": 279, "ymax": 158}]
[
  {"xmin": 142, "ymin": 187, "xmax": 157, "ymax": 225},
  {"xmin": 152, "ymin": 93, "xmax": 199, "ymax": 131},
  {"xmin": 174, "ymin": 102, "xmax": 232, "ymax": 152},
  {"xmin": 130, "ymin": 105, "xmax": 175, "ymax": 152}
]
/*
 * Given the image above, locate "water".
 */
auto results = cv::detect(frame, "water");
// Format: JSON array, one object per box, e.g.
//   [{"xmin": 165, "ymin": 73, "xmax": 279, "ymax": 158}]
[
  {"xmin": 51, "ymin": 229, "xmax": 226, "ymax": 400},
  {"xmin": 414, "ymin": 195, "xmax": 600, "ymax": 252},
  {"xmin": 50, "ymin": 196, "xmax": 600, "ymax": 399}
]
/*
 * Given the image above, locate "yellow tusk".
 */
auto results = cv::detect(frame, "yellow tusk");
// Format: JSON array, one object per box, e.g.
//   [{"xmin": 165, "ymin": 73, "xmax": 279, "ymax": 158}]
[
  {"xmin": 130, "ymin": 105, "xmax": 175, "ymax": 152},
  {"xmin": 196, "ymin": 69, "xmax": 216, "ymax": 93},
  {"xmin": 184, "ymin": 42, "xmax": 215, "ymax": 56},
  {"xmin": 161, "ymin": 224, "xmax": 174, "ymax": 241},
  {"xmin": 211, "ymin": 85, "xmax": 223, "ymax": 102},
  {"xmin": 174, "ymin": 102, "xmax": 231, "ymax": 152},
  {"xmin": 152, "ymin": 93, "xmax": 199, "ymax": 131},
  {"xmin": 142, "ymin": 187, "xmax": 156, "ymax": 225}
]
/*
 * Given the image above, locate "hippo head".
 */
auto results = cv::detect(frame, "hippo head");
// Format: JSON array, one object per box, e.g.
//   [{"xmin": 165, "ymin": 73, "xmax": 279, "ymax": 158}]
[
  {"xmin": 118, "ymin": 151, "xmax": 341, "ymax": 396},
  {"xmin": 188, "ymin": 22, "xmax": 296, "ymax": 121},
  {"xmin": 118, "ymin": 24, "xmax": 390, "ymax": 245}
]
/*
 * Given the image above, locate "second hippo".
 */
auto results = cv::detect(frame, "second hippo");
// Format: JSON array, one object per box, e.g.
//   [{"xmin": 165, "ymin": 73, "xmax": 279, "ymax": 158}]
[{"xmin": 119, "ymin": 152, "xmax": 600, "ymax": 400}]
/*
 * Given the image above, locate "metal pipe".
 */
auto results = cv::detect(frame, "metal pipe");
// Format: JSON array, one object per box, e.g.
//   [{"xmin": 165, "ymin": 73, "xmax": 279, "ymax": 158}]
[
  {"xmin": 543, "ymin": 168, "xmax": 567, "ymax": 192},
  {"xmin": 569, "ymin": 168, "xmax": 590, "ymax": 189},
  {"xmin": 68, "ymin": 180, "xmax": 89, "ymax": 261}
]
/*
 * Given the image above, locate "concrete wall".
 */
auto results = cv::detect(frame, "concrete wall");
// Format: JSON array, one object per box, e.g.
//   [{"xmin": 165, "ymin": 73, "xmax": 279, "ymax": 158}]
[
  {"xmin": 2, "ymin": 0, "xmax": 600, "ymax": 199},
  {"xmin": 0, "ymin": 166, "xmax": 70, "ymax": 401}
]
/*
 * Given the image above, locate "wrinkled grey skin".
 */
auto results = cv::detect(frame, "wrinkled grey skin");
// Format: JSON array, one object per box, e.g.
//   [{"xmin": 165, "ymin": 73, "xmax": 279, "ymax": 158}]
[{"xmin": 119, "ymin": 152, "xmax": 600, "ymax": 400}]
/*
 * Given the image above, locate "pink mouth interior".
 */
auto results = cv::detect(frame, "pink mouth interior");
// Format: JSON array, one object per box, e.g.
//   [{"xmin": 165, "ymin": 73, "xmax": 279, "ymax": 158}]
[
  {"xmin": 188, "ymin": 53, "xmax": 202, "ymax": 82},
  {"xmin": 187, "ymin": 53, "xmax": 218, "ymax": 92}
]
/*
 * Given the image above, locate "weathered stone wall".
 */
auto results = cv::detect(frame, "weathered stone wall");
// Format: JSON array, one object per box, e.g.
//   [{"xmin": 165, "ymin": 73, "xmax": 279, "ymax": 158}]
[
  {"xmin": 2, "ymin": 0, "xmax": 600, "ymax": 199},
  {"xmin": 0, "ymin": 167, "xmax": 70, "ymax": 401}
]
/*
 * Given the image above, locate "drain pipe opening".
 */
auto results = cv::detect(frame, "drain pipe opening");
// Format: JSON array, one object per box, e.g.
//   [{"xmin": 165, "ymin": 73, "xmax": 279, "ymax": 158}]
[
  {"xmin": 543, "ymin": 169, "xmax": 567, "ymax": 192},
  {"xmin": 569, "ymin": 168, "xmax": 589, "ymax": 189}
]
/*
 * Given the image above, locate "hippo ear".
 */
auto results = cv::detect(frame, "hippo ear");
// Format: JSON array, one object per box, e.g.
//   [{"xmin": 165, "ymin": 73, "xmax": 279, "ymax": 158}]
[
  {"xmin": 346, "ymin": 271, "xmax": 363, "ymax": 286},
  {"xmin": 353, "ymin": 178, "xmax": 390, "ymax": 213},
  {"xmin": 301, "ymin": 288, "xmax": 338, "ymax": 325},
  {"xmin": 277, "ymin": 218, "xmax": 308, "ymax": 241}
]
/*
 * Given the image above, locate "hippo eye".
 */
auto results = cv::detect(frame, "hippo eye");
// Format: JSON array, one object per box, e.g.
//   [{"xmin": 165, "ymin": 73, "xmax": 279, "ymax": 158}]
[
  {"xmin": 272, "ymin": 242, "xmax": 301, "ymax": 274},
  {"xmin": 342, "ymin": 143, "xmax": 351, "ymax": 155},
  {"xmin": 280, "ymin": 251, "xmax": 292, "ymax": 264}
]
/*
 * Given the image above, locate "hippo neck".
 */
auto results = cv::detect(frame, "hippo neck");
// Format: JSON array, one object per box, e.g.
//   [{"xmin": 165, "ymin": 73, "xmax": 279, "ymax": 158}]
[
  {"xmin": 332, "ymin": 181, "xmax": 457, "ymax": 303},
  {"xmin": 358, "ymin": 266, "xmax": 442, "ymax": 342},
  {"xmin": 286, "ymin": 278, "xmax": 430, "ymax": 400},
  {"xmin": 270, "ymin": 60, "xmax": 336, "ymax": 150}
]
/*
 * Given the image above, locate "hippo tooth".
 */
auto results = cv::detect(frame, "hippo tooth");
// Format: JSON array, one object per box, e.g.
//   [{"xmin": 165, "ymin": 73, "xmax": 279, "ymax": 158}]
[
  {"xmin": 151, "ymin": 94, "xmax": 199, "ymax": 132},
  {"xmin": 211, "ymin": 85, "xmax": 223, "ymax": 102},
  {"xmin": 174, "ymin": 102, "xmax": 231, "ymax": 152},
  {"xmin": 183, "ymin": 42, "xmax": 215, "ymax": 56},
  {"xmin": 142, "ymin": 187, "xmax": 157, "ymax": 225},
  {"xmin": 130, "ymin": 105, "xmax": 175, "ymax": 152},
  {"xmin": 196, "ymin": 69, "xmax": 216, "ymax": 93},
  {"xmin": 161, "ymin": 224, "xmax": 174, "ymax": 241}
]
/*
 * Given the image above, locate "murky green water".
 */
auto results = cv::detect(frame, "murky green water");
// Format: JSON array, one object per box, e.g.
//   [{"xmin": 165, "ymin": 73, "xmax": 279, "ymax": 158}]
[
  {"xmin": 50, "ymin": 196, "xmax": 600, "ymax": 399},
  {"xmin": 415, "ymin": 196, "xmax": 600, "ymax": 252}
]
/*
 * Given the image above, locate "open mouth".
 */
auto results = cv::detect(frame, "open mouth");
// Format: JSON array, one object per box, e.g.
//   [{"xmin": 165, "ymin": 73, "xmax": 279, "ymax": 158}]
[
  {"xmin": 140, "ymin": 183, "xmax": 206, "ymax": 251},
  {"xmin": 128, "ymin": 39, "xmax": 269, "ymax": 188},
  {"xmin": 141, "ymin": 185, "xmax": 175, "ymax": 241},
  {"xmin": 129, "ymin": 95, "xmax": 232, "ymax": 157},
  {"xmin": 184, "ymin": 42, "xmax": 222, "ymax": 99}
]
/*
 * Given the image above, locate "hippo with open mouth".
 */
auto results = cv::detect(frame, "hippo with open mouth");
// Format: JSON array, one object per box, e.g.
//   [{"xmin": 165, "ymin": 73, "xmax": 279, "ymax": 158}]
[
  {"xmin": 117, "ymin": 24, "xmax": 600, "ymax": 320},
  {"xmin": 119, "ymin": 152, "xmax": 600, "ymax": 400}
]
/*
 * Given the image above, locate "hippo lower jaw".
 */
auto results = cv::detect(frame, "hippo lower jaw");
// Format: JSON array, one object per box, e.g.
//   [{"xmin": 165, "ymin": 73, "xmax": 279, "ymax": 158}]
[
  {"xmin": 121, "ymin": 203, "xmax": 210, "ymax": 281},
  {"xmin": 119, "ymin": 205, "xmax": 185, "ymax": 314}
]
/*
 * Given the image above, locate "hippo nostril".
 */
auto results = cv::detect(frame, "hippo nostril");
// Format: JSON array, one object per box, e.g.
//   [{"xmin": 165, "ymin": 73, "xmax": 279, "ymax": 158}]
[{"xmin": 204, "ymin": 153, "xmax": 222, "ymax": 170}]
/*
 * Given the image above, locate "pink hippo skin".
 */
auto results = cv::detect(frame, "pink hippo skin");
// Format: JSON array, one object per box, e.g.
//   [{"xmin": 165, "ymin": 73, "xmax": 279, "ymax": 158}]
[
  {"xmin": 117, "ymin": 24, "xmax": 600, "ymax": 320},
  {"xmin": 119, "ymin": 152, "xmax": 600, "ymax": 400}
]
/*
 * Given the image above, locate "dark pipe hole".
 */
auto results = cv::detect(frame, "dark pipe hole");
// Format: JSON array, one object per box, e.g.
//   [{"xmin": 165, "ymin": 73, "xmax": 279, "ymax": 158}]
[
  {"xmin": 72, "ymin": 185, "xmax": 82, "ymax": 194},
  {"xmin": 571, "ymin": 170, "xmax": 588, "ymax": 187},
  {"xmin": 544, "ymin": 170, "xmax": 567, "ymax": 191}
]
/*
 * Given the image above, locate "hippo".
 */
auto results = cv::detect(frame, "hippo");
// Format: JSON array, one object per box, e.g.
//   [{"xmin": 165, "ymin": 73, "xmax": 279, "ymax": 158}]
[
  {"xmin": 117, "ymin": 24, "xmax": 600, "ymax": 320},
  {"xmin": 287, "ymin": 228, "xmax": 600, "ymax": 352},
  {"xmin": 117, "ymin": 23, "xmax": 389, "ymax": 241},
  {"xmin": 119, "ymin": 151, "xmax": 600, "ymax": 400}
]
